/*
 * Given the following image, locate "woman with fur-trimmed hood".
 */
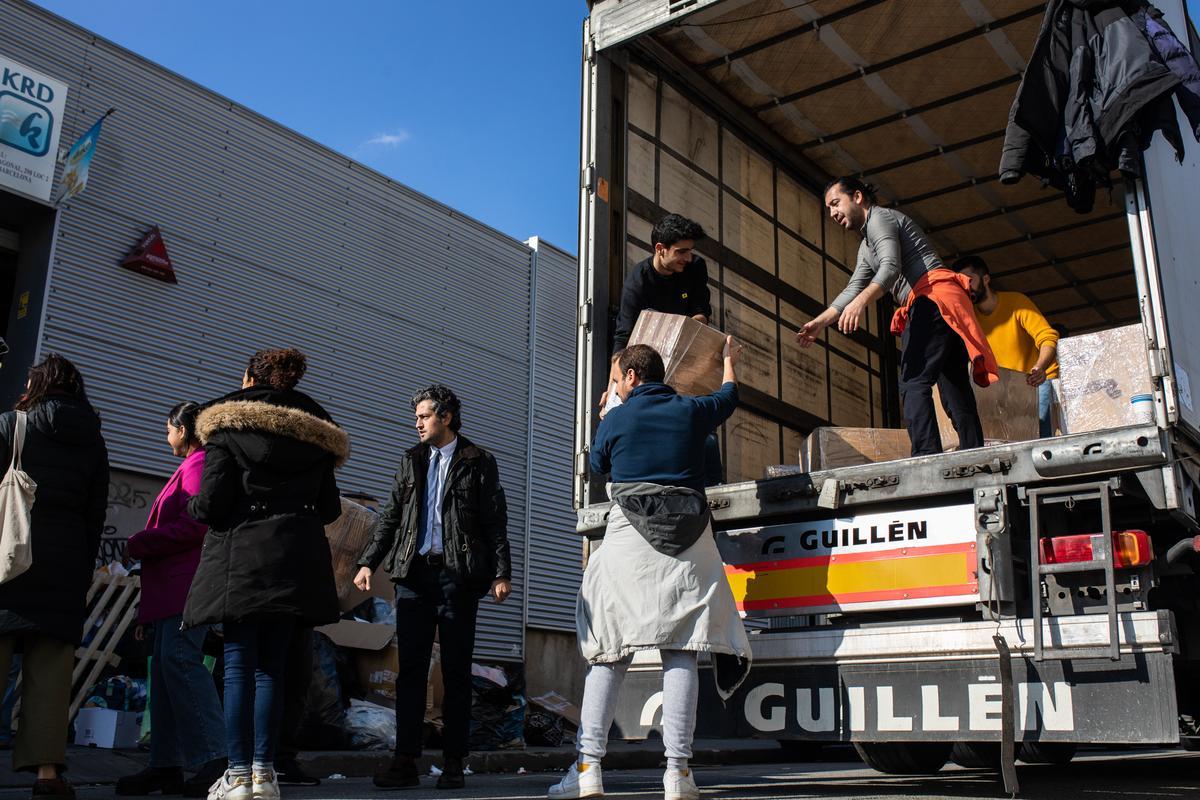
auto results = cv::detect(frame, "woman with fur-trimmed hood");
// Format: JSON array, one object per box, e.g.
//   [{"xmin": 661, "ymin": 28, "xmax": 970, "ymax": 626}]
[{"xmin": 182, "ymin": 348, "xmax": 347, "ymax": 800}]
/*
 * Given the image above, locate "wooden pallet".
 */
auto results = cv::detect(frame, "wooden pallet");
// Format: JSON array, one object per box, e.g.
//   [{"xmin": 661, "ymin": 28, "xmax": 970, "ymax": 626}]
[
  {"xmin": 11, "ymin": 572, "xmax": 141, "ymax": 724},
  {"xmin": 70, "ymin": 573, "xmax": 141, "ymax": 718}
]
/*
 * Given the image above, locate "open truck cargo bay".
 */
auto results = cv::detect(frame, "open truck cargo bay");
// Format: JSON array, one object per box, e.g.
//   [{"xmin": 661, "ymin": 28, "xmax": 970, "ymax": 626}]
[{"xmin": 576, "ymin": 0, "xmax": 1200, "ymax": 766}]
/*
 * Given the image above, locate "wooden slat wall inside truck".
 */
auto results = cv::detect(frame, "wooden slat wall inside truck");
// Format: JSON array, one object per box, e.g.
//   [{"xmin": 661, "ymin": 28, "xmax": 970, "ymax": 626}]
[
  {"xmin": 622, "ymin": 60, "xmax": 889, "ymax": 482},
  {"xmin": 647, "ymin": 0, "xmax": 1138, "ymax": 338}
]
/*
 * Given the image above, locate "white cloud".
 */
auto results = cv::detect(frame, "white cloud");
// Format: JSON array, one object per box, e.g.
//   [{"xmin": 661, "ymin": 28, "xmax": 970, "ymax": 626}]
[{"xmin": 364, "ymin": 130, "xmax": 411, "ymax": 147}]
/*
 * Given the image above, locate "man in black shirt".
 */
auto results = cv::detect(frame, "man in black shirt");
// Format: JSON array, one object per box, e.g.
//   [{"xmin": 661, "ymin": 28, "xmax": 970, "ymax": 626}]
[
  {"xmin": 612, "ymin": 213, "xmax": 712, "ymax": 350},
  {"xmin": 605, "ymin": 213, "xmax": 724, "ymax": 488}
]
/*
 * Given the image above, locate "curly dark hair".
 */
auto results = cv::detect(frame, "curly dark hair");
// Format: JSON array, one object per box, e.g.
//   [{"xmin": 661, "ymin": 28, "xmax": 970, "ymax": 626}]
[
  {"xmin": 411, "ymin": 384, "xmax": 462, "ymax": 432},
  {"xmin": 246, "ymin": 348, "xmax": 308, "ymax": 391},
  {"xmin": 824, "ymin": 176, "xmax": 878, "ymax": 204},
  {"xmin": 618, "ymin": 344, "xmax": 666, "ymax": 383},
  {"xmin": 953, "ymin": 255, "xmax": 990, "ymax": 276},
  {"xmin": 167, "ymin": 401, "xmax": 200, "ymax": 443},
  {"xmin": 16, "ymin": 353, "xmax": 90, "ymax": 411},
  {"xmin": 651, "ymin": 213, "xmax": 706, "ymax": 249}
]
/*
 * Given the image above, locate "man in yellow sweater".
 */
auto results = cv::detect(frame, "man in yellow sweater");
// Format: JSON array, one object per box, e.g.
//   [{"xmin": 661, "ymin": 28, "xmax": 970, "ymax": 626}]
[{"xmin": 954, "ymin": 256, "xmax": 1060, "ymax": 437}]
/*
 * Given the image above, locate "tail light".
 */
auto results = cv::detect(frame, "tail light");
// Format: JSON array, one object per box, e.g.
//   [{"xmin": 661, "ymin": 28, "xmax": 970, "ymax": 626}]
[{"xmin": 1039, "ymin": 530, "xmax": 1153, "ymax": 568}]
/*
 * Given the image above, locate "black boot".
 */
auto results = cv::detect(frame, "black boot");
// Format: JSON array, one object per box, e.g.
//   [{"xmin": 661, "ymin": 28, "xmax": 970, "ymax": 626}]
[
  {"xmin": 436, "ymin": 757, "xmax": 465, "ymax": 790},
  {"xmin": 373, "ymin": 754, "xmax": 420, "ymax": 789},
  {"xmin": 273, "ymin": 757, "xmax": 321, "ymax": 787},
  {"xmin": 115, "ymin": 767, "xmax": 184, "ymax": 797},
  {"xmin": 182, "ymin": 759, "xmax": 227, "ymax": 798},
  {"xmin": 32, "ymin": 776, "xmax": 75, "ymax": 800}
]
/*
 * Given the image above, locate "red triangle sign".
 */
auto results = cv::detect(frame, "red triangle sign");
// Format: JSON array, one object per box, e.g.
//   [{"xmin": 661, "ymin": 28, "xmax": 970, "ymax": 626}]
[{"xmin": 121, "ymin": 226, "xmax": 178, "ymax": 283}]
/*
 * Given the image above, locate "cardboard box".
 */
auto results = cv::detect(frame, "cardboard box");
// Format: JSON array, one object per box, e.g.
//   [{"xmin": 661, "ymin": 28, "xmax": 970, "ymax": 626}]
[
  {"xmin": 317, "ymin": 619, "xmax": 442, "ymax": 722},
  {"xmin": 801, "ymin": 427, "xmax": 912, "ymax": 471},
  {"xmin": 325, "ymin": 498, "xmax": 393, "ymax": 612},
  {"xmin": 1058, "ymin": 324, "xmax": 1154, "ymax": 434},
  {"xmin": 933, "ymin": 366, "xmax": 1040, "ymax": 449},
  {"xmin": 75, "ymin": 707, "xmax": 141, "ymax": 749},
  {"xmin": 628, "ymin": 310, "xmax": 726, "ymax": 396},
  {"xmin": 529, "ymin": 691, "xmax": 582, "ymax": 728}
]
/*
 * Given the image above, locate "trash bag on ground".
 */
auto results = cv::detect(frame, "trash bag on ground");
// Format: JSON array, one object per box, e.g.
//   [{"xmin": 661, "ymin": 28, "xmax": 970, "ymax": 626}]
[
  {"xmin": 525, "ymin": 710, "xmax": 567, "ymax": 747},
  {"xmin": 345, "ymin": 699, "xmax": 396, "ymax": 750},
  {"xmin": 469, "ymin": 663, "xmax": 526, "ymax": 750},
  {"xmin": 296, "ymin": 632, "xmax": 349, "ymax": 749},
  {"xmin": 83, "ymin": 676, "xmax": 148, "ymax": 712}
]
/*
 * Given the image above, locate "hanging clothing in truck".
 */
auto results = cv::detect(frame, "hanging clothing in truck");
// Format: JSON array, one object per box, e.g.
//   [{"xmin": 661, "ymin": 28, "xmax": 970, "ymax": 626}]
[{"xmin": 999, "ymin": 0, "xmax": 1200, "ymax": 213}]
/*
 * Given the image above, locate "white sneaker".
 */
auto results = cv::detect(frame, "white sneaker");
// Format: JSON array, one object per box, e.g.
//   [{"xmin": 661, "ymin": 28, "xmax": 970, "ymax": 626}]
[
  {"xmin": 547, "ymin": 760, "xmax": 604, "ymax": 798},
  {"xmin": 207, "ymin": 771, "xmax": 252, "ymax": 800},
  {"xmin": 251, "ymin": 769, "xmax": 280, "ymax": 800},
  {"xmin": 663, "ymin": 767, "xmax": 699, "ymax": 800}
]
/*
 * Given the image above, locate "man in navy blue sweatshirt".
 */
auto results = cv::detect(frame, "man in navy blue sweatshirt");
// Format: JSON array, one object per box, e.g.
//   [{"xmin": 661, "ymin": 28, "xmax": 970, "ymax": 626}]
[
  {"xmin": 590, "ymin": 339, "xmax": 741, "ymax": 494},
  {"xmin": 553, "ymin": 339, "xmax": 746, "ymax": 800}
]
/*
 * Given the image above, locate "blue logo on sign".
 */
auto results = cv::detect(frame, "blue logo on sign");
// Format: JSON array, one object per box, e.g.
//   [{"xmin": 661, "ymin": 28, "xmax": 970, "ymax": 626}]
[{"xmin": 0, "ymin": 91, "xmax": 54, "ymax": 157}]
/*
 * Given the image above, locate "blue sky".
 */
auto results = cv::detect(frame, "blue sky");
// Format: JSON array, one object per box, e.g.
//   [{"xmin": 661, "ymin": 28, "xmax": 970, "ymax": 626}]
[
  {"xmin": 32, "ymin": 0, "xmax": 1200, "ymax": 254},
  {"xmin": 34, "ymin": 0, "xmax": 591, "ymax": 251}
]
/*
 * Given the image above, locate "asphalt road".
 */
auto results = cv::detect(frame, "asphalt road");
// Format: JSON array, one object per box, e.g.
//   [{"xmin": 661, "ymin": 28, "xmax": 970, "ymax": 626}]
[{"xmin": 4, "ymin": 748, "xmax": 1196, "ymax": 800}]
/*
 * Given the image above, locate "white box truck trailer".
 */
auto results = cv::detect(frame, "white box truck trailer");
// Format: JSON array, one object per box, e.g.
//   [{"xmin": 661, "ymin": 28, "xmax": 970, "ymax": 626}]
[{"xmin": 574, "ymin": 0, "xmax": 1200, "ymax": 783}]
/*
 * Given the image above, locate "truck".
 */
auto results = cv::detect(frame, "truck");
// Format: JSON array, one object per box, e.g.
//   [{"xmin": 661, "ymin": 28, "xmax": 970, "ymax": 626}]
[{"xmin": 573, "ymin": 0, "xmax": 1200, "ymax": 784}]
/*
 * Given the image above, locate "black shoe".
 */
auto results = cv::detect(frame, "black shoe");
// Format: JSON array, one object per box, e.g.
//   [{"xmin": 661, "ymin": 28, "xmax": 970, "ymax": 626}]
[
  {"xmin": 436, "ymin": 757, "xmax": 465, "ymax": 791},
  {"xmin": 373, "ymin": 755, "xmax": 420, "ymax": 789},
  {"xmin": 115, "ymin": 767, "xmax": 184, "ymax": 797},
  {"xmin": 32, "ymin": 777, "xmax": 76, "ymax": 800},
  {"xmin": 182, "ymin": 759, "xmax": 227, "ymax": 798},
  {"xmin": 273, "ymin": 757, "xmax": 321, "ymax": 787}
]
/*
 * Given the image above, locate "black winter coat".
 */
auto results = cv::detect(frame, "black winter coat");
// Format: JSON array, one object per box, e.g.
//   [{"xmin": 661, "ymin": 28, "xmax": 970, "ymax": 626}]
[
  {"xmin": 182, "ymin": 387, "xmax": 348, "ymax": 627},
  {"xmin": 999, "ymin": 0, "xmax": 1191, "ymax": 210},
  {"xmin": 357, "ymin": 435, "xmax": 510, "ymax": 598},
  {"xmin": 0, "ymin": 396, "xmax": 109, "ymax": 645}
]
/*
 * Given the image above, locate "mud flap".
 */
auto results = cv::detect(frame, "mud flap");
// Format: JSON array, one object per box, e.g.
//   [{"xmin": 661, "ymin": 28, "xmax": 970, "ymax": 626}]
[{"xmin": 994, "ymin": 634, "xmax": 1020, "ymax": 796}]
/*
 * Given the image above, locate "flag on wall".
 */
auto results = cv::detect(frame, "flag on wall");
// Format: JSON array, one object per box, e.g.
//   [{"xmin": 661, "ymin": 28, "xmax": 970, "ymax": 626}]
[{"xmin": 57, "ymin": 108, "xmax": 113, "ymax": 203}]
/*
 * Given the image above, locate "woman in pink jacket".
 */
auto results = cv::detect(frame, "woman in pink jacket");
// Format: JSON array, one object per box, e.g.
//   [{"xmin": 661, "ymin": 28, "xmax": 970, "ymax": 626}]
[{"xmin": 116, "ymin": 403, "xmax": 226, "ymax": 798}]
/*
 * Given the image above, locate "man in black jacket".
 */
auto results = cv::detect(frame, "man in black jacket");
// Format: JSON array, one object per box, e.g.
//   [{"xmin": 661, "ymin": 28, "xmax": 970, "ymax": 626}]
[
  {"xmin": 355, "ymin": 385, "xmax": 511, "ymax": 791},
  {"xmin": 611, "ymin": 213, "xmax": 712, "ymax": 351}
]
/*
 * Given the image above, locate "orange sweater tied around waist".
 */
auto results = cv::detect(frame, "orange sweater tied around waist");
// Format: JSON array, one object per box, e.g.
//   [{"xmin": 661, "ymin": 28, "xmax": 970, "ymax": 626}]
[{"xmin": 890, "ymin": 270, "xmax": 999, "ymax": 388}]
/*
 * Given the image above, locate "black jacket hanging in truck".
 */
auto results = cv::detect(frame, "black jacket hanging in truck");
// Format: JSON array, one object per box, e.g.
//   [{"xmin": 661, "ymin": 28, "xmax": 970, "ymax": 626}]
[{"xmin": 999, "ymin": 0, "xmax": 1200, "ymax": 213}]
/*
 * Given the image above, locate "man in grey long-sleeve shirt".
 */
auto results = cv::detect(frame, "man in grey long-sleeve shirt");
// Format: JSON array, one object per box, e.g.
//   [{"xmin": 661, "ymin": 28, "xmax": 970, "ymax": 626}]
[{"xmin": 795, "ymin": 177, "xmax": 983, "ymax": 456}]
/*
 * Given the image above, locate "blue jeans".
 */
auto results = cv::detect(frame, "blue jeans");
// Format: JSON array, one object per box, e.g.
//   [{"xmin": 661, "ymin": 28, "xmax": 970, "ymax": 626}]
[
  {"xmin": 0, "ymin": 654, "xmax": 20, "ymax": 745},
  {"xmin": 1038, "ymin": 380, "xmax": 1055, "ymax": 438},
  {"xmin": 223, "ymin": 618, "xmax": 295, "ymax": 769},
  {"xmin": 150, "ymin": 617, "xmax": 225, "ymax": 769}
]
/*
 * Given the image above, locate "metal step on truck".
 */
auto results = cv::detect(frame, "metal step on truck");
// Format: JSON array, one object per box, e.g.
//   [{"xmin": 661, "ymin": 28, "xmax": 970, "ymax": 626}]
[{"xmin": 574, "ymin": 0, "xmax": 1200, "ymax": 785}]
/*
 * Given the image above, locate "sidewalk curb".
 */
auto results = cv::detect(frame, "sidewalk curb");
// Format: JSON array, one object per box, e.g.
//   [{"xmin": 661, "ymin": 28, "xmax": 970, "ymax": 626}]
[
  {"xmin": 299, "ymin": 743, "xmax": 787, "ymax": 780},
  {"xmin": 0, "ymin": 742, "xmax": 788, "ymax": 787}
]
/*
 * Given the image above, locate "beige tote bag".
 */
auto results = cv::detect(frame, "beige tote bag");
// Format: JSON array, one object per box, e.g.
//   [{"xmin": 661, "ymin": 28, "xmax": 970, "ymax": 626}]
[{"xmin": 0, "ymin": 411, "xmax": 36, "ymax": 585}]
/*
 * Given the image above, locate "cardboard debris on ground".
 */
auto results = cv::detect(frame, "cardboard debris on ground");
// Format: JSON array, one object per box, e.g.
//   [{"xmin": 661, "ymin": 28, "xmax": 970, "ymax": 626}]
[
  {"xmin": 800, "ymin": 427, "xmax": 912, "ymax": 471},
  {"xmin": 318, "ymin": 619, "xmax": 443, "ymax": 725},
  {"xmin": 1058, "ymin": 324, "xmax": 1154, "ymax": 434},
  {"xmin": 628, "ymin": 310, "xmax": 726, "ymax": 396},
  {"xmin": 933, "ymin": 366, "xmax": 1039, "ymax": 449},
  {"xmin": 325, "ymin": 497, "xmax": 392, "ymax": 612},
  {"xmin": 529, "ymin": 691, "xmax": 582, "ymax": 728}
]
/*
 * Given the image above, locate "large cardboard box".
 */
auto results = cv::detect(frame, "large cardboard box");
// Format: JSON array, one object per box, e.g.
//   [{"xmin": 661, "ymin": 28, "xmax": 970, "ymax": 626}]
[
  {"xmin": 800, "ymin": 427, "xmax": 912, "ymax": 471},
  {"xmin": 628, "ymin": 310, "xmax": 726, "ymax": 396},
  {"xmin": 325, "ymin": 498, "xmax": 393, "ymax": 612},
  {"xmin": 1058, "ymin": 324, "xmax": 1154, "ymax": 434},
  {"xmin": 317, "ymin": 620, "xmax": 443, "ymax": 722},
  {"xmin": 933, "ymin": 366, "xmax": 1040, "ymax": 449},
  {"xmin": 75, "ymin": 708, "xmax": 141, "ymax": 749}
]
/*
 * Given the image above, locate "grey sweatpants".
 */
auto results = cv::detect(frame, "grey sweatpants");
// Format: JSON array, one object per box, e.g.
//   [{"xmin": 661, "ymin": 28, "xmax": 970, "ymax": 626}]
[{"xmin": 577, "ymin": 650, "xmax": 699, "ymax": 763}]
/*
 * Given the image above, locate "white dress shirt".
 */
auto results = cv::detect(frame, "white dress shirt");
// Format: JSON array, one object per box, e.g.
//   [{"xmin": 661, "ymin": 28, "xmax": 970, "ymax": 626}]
[{"xmin": 420, "ymin": 437, "xmax": 458, "ymax": 555}]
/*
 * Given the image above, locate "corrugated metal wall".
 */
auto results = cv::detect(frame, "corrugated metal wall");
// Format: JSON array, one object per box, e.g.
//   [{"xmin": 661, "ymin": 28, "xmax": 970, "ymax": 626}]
[
  {"xmin": 0, "ymin": 0, "xmax": 579, "ymax": 658},
  {"xmin": 525, "ymin": 239, "xmax": 582, "ymax": 631}
]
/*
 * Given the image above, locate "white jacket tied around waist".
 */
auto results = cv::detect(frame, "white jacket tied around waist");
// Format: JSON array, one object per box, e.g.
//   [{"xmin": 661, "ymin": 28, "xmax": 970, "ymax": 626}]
[{"xmin": 576, "ymin": 487, "xmax": 752, "ymax": 699}]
